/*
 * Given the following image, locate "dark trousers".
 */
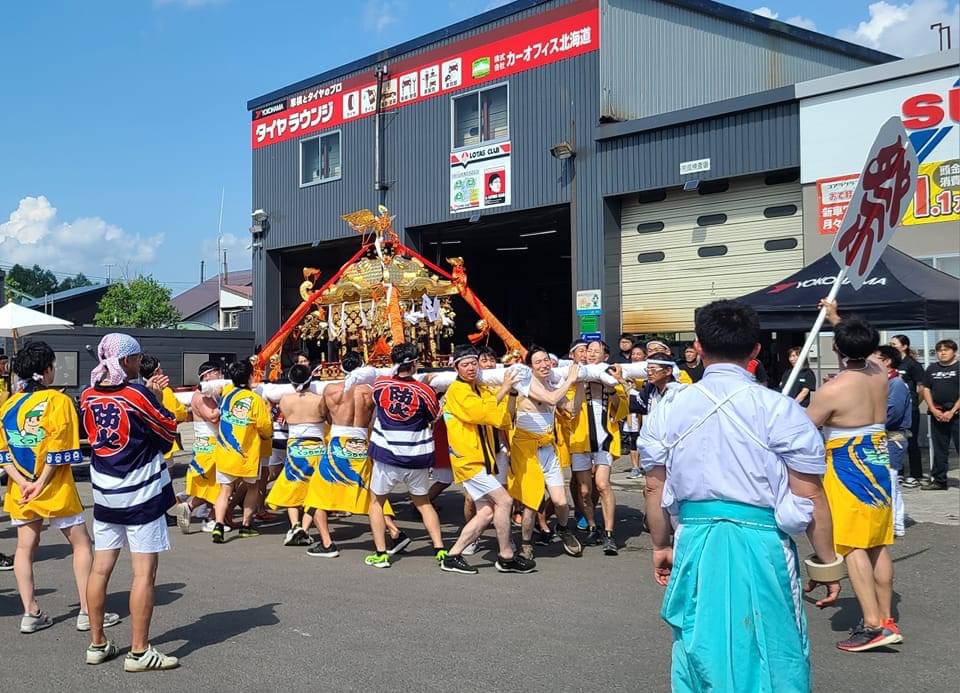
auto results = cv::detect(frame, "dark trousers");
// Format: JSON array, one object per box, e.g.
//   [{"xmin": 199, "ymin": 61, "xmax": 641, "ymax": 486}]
[
  {"xmin": 907, "ymin": 406, "xmax": 922, "ymax": 479},
  {"xmin": 929, "ymin": 415, "xmax": 960, "ymax": 485}
]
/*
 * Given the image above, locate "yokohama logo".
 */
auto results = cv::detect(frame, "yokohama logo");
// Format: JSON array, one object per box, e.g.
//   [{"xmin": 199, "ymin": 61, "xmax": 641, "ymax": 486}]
[{"xmin": 767, "ymin": 275, "xmax": 888, "ymax": 294}]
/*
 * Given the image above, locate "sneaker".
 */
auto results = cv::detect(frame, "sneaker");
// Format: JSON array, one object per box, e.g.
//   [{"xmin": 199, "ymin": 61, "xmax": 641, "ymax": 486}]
[
  {"xmin": 307, "ymin": 542, "xmax": 340, "ymax": 558},
  {"xmin": 584, "ymin": 527, "xmax": 604, "ymax": 546},
  {"xmin": 211, "ymin": 525, "xmax": 225, "ymax": 544},
  {"xmin": 293, "ymin": 530, "xmax": 314, "ymax": 546},
  {"xmin": 602, "ymin": 534, "xmax": 619, "ymax": 556},
  {"xmin": 462, "ymin": 539, "xmax": 483, "ymax": 556},
  {"xmin": 435, "ymin": 548, "xmax": 449, "ymax": 563},
  {"xmin": 202, "ymin": 520, "xmax": 231, "ymax": 533},
  {"xmin": 920, "ymin": 480, "xmax": 948, "ymax": 491},
  {"xmin": 0, "ymin": 552, "xmax": 13, "ymax": 571},
  {"xmin": 76, "ymin": 611, "xmax": 121, "ymax": 632},
  {"xmin": 882, "ymin": 618, "xmax": 904, "ymax": 644},
  {"xmin": 284, "ymin": 525, "xmax": 303, "ymax": 547},
  {"xmin": 441, "ymin": 554, "xmax": 478, "ymax": 575},
  {"xmin": 894, "ymin": 528, "xmax": 905, "ymax": 538},
  {"xmin": 20, "ymin": 610, "xmax": 53, "ymax": 634},
  {"xmin": 364, "ymin": 552, "xmax": 391, "ymax": 569},
  {"xmin": 123, "ymin": 646, "xmax": 180, "ymax": 672},
  {"xmin": 575, "ymin": 513, "xmax": 588, "ymax": 531},
  {"xmin": 901, "ymin": 477, "xmax": 919, "ymax": 489},
  {"xmin": 387, "ymin": 531, "xmax": 411, "ymax": 556},
  {"xmin": 85, "ymin": 640, "xmax": 120, "ymax": 665},
  {"xmin": 558, "ymin": 528, "xmax": 583, "ymax": 557},
  {"xmin": 495, "ymin": 554, "xmax": 537, "ymax": 573},
  {"xmin": 836, "ymin": 624, "xmax": 898, "ymax": 652},
  {"xmin": 519, "ymin": 543, "xmax": 535, "ymax": 561},
  {"xmin": 535, "ymin": 528, "xmax": 555, "ymax": 546},
  {"xmin": 628, "ymin": 468, "xmax": 642, "ymax": 479},
  {"xmin": 176, "ymin": 502, "xmax": 192, "ymax": 534},
  {"xmin": 238, "ymin": 526, "xmax": 260, "ymax": 539}
]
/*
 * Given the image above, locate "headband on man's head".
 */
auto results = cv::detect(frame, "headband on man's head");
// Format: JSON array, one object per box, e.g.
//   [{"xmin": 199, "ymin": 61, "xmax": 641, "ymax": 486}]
[{"xmin": 647, "ymin": 358, "xmax": 675, "ymax": 368}]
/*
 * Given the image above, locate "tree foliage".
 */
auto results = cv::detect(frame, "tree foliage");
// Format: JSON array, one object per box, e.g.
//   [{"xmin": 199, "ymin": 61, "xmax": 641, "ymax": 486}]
[
  {"xmin": 3, "ymin": 263, "xmax": 92, "ymax": 300},
  {"xmin": 94, "ymin": 277, "xmax": 181, "ymax": 328}
]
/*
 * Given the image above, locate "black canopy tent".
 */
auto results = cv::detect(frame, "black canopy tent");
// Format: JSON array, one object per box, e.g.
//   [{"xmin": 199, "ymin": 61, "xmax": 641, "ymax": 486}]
[{"xmin": 736, "ymin": 247, "xmax": 959, "ymax": 330}]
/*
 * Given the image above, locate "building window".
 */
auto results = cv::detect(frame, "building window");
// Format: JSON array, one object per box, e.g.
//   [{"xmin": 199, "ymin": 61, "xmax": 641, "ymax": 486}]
[
  {"xmin": 764, "ymin": 238, "xmax": 799, "ymax": 251},
  {"xmin": 300, "ymin": 131, "xmax": 341, "ymax": 186},
  {"xmin": 920, "ymin": 254, "xmax": 960, "ymax": 278},
  {"xmin": 452, "ymin": 84, "xmax": 508, "ymax": 150},
  {"xmin": 697, "ymin": 213, "xmax": 727, "ymax": 226},
  {"xmin": 697, "ymin": 245, "xmax": 728, "ymax": 257},
  {"xmin": 636, "ymin": 221, "xmax": 665, "ymax": 234},
  {"xmin": 637, "ymin": 251, "xmax": 665, "ymax": 263},
  {"xmin": 763, "ymin": 204, "xmax": 798, "ymax": 218},
  {"xmin": 224, "ymin": 311, "xmax": 240, "ymax": 329},
  {"xmin": 52, "ymin": 351, "xmax": 78, "ymax": 388}
]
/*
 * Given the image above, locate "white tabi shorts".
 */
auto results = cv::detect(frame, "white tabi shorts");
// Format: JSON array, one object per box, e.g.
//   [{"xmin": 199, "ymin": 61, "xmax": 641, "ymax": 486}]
[
  {"xmin": 10, "ymin": 513, "xmax": 85, "ymax": 530},
  {"xmin": 431, "ymin": 467, "xmax": 453, "ymax": 485},
  {"xmin": 571, "ymin": 451, "xmax": 613, "ymax": 473},
  {"xmin": 93, "ymin": 515, "xmax": 170, "ymax": 553},
  {"xmin": 216, "ymin": 471, "xmax": 258, "ymax": 485},
  {"xmin": 371, "ymin": 462, "xmax": 431, "ymax": 497},
  {"xmin": 462, "ymin": 470, "xmax": 503, "ymax": 501},
  {"xmin": 493, "ymin": 448, "xmax": 510, "ymax": 485},
  {"xmin": 537, "ymin": 446, "xmax": 564, "ymax": 488}
]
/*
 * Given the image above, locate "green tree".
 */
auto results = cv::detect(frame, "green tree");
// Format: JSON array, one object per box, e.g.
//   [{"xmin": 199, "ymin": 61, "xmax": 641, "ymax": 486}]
[
  {"xmin": 6, "ymin": 263, "xmax": 59, "ymax": 297},
  {"xmin": 94, "ymin": 276, "xmax": 181, "ymax": 328},
  {"xmin": 58, "ymin": 273, "xmax": 93, "ymax": 291}
]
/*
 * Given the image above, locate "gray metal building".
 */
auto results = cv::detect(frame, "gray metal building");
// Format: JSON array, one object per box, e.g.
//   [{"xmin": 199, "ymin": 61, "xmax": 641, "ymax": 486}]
[{"xmin": 247, "ymin": 0, "xmax": 891, "ymax": 354}]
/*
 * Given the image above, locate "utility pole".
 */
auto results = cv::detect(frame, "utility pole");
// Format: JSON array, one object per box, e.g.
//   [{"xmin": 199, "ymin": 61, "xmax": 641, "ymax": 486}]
[
  {"xmin": 930, "ymin": 22, "xmax": 952, "ymax": 51},
  {"xmin": 104, "ymin": 263, "xmax": 114, "ymax": 284}
]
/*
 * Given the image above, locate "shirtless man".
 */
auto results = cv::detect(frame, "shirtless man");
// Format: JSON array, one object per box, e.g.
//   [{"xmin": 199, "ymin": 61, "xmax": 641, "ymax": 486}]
[
  {"xmin": 176, "ymin": 362, "xmax": 222, "ymax": 533},
  {"xmin": 509, "ymin": 345, "xmax": 583, "ymax": 561},
  {"xmin": 307, "ymin": 352, "xmax": 409, "ymax": 558},
  {"xmin": 806, "ymin": 299, "xmax": 901, "ymax": 652}
]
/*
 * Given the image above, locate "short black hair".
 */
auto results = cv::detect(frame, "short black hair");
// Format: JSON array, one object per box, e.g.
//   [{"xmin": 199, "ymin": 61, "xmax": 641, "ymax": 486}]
[
  {"xmin": 619, "ymin": 333, "xmax": 634, "ymax": 342},
  {"xmin": 391, "ymin": 343, "xmax": 419, "ymax": 371},
  {"xmin": 288, "ymin": 364, "xmax": 312, "ymax": 391},
  {"xmin": 477, "ymin": 346, "xmax": 497, "ymax": 359},
  {"xmin": 936, "ymin": 339, "xmax": 958, "ymax": 352},
  {"xmin": 341, "ymin": 351, "xmax": 363, "ymax": 373},
  {"xmin": 525, "ymin": 344, "xmax": 550, "ymax": 366},
  {"xmin": 875, "ymin": 345, "xmax": 902, "ymax": 369},
  {"xmin": 139, "ymin": 354, "xmax": 160, "ymax": 379},
  {"xmin": 226, "ymin": 359, "xmax": 253, "ymax": 388},
  {"xmin": 197, "ymin": 360, "xmax": 221, "ymax": 378},
  {"xmin": 833, "ymin": 318, "xmax": 880, "ymax": 360},
  {"xmin": 891, "ymin": 334, "xmax": 911, "ymax": 348},
  {"xmin": 453, "ymin": 344, "xmax": 479, "ymax": 363},
  {"xmin": 695, "ymin": 300, "xmax": 760, "ymax": 360},
  {"xmin": 13, "ymin": 341, "xmax": 55, "ymax": 381},
  {"xmin": 588, "ymin": 340, "xmax": 610, "ymax": 355}
]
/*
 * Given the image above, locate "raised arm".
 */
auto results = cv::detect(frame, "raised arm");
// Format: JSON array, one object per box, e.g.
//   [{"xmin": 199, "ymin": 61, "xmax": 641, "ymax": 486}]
[{"xmin": 528, "ymin": 366, "xmax": 579, "ymax": 406}]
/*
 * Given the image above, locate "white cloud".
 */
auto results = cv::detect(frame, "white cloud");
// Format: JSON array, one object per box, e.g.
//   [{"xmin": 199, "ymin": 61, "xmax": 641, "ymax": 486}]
[
  {"xmin": 752, "ymin": 6, "xmax": 817, "ymax": 30},
  {"xmin": 837, "ymin": 0, "xmax": 960, "ymax": 56},
  {"xmin": 200, "ymin": 233, "xmax": 251, "ymax": 274},
  {"xmin": 363, "ymin": 0, "xmax": 400, "ymax": 34},
  {"xmin": 0, "ymin": 196, "xmax": 163, "ymax": 280}
]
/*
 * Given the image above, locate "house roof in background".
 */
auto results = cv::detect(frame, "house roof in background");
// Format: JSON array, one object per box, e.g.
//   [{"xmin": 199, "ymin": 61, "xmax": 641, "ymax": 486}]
[
  {"xmin": 21, "ymin": 283, "xmax": 110, "ymax": 308},
  {"xmin": 172, "ymin": 270, "xmax": 252, "ymax": 318}
]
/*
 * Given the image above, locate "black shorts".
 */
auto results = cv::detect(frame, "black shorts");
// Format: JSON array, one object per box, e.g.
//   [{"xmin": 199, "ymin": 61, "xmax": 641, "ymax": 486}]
[{"xmin": 622, "ymin": 431, "xmax": 639, "ymax": 451}]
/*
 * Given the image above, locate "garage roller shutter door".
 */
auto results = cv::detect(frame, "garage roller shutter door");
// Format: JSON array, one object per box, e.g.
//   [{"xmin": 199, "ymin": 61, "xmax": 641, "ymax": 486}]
[{"xmin": 619, "ymin": 176, "xmax": 803, "ymax": 333}]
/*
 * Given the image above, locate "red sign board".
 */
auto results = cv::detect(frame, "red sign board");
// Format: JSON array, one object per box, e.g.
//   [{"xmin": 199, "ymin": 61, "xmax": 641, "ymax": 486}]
[{"xmin": 251, "ymin": 1, "xmax": 599, "ymax": 149}]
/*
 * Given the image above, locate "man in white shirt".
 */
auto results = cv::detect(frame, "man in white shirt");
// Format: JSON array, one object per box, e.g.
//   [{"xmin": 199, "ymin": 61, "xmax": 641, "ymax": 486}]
[{"xmin": 639, "ymin": 300, "xmax": 839, "ymax": 693}]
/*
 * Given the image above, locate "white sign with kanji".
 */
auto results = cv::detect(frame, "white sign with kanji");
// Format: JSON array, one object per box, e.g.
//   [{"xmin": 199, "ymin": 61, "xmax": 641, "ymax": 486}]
[{"xmin": 831, "ymin": 116, "xmax": 919, "ymax": 290}]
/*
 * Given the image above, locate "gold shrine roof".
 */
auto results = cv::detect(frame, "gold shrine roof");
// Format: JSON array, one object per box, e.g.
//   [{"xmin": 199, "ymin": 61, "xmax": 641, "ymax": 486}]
[{"xmin": 317, "ymin": 247, "xmax": 458, "ymax": 304}]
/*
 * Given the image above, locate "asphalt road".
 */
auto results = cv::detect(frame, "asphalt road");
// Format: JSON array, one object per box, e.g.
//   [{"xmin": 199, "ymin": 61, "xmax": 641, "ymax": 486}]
[{"xmin": 1, "ymin": 462, "xmax": 958, "ymax": 692}]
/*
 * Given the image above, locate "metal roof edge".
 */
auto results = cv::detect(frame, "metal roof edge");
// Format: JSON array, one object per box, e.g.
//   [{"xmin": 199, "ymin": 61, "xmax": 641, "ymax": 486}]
[
  {"xmin": 795, "ymin": 51, "xmax": 960, "ymax": 99},
  {"xmin": 594, "ymin": 85, "xmax": 796, "ymax": 141},
  {"xmin": 246, "ymin": 0, "xmax": 550, "ymax": 111},
  {"xmin": 658, "ymin": 0, "xmax": 898, "ymax": 65}
]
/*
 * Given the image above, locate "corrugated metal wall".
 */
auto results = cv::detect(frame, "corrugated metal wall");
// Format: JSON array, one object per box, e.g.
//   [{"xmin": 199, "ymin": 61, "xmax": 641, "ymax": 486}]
[
  {"xmin": 598, "ymin": 101, "xmax": 800, "ymax": 196},
  {"xmin": 600, "ymin": 0, "xmax": 879, "ymax": 121}
]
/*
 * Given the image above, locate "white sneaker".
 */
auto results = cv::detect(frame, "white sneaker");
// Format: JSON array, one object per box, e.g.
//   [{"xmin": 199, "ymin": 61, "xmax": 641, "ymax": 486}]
[
  {"xmin": 462, "ymin": 539, "xmax": 483, "ymax": 556},
  {"xmin": 123, "ymin": 646, "xmax": 179, "ymax": 672},
  {"xmin": 201, "ymin": 520, "xmax": 232, "ymax": 533},
  {"xmin": 20, "ymin": 610, "xmax": 53, "ymax": 634},
  {"xmin": 176, "ymin": 502, "xmax": 193, "ymax": 534},
  {"xmin": 283, "ymin": 526, "xmax": 300, "ymax": 546},
  {"xmin": 86, "ymin": 639, "xmax": 120, "ymax": 665},
  {"xmin": 77, "ymin": 611, "xmax": 122, "ymax": 632}
]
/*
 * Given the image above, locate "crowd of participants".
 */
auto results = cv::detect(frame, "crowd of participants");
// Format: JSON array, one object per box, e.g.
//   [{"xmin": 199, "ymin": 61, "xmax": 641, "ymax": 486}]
[{"xmin": 0, "ymin": 299, "xmax": 957, "ymax": 684}]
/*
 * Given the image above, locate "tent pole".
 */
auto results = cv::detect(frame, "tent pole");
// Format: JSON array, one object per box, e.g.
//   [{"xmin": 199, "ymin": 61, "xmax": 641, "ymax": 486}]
[
  {"xmin": 924, "ymin": 329, "xmax": 933, "ymax": 470},
  {"xmin": 782, "ymin": 268, "xmax": 846, "ymax": 395}
]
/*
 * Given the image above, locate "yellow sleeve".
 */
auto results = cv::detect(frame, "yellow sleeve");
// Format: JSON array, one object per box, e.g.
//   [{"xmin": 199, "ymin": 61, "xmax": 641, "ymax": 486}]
[
  {"xmin": 162, "ymin": 387, "xmax": 188, "ymax": 423},
  {"xmin": 255, "ymin": 398, "xmax": 273, "ymax": 440},
  {"xmin": 609, "ymin": 384, "xmax": 629, "ymax": 423},
  {"xmin": 445, "ymin": 382, "xmax": 509, "ymax": 428},
  {"xmin": 678, "ymin": 371, "xmax": 693, "ymax": 385}
]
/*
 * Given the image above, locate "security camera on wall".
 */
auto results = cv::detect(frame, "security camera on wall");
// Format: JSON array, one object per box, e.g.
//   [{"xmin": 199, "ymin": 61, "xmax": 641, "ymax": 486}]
[{"xmin": 251, "ymin": 209, "xmax": 268, "ymax": 223}]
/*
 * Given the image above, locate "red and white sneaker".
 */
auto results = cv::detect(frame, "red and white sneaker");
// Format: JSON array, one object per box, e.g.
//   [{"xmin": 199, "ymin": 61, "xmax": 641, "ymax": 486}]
[{"xmin": 882, "ymin": 618, "xmax": 904, "ymax": 644}]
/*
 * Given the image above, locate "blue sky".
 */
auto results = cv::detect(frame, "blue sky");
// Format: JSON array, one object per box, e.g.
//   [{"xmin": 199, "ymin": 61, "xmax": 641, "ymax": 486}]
[{"xmin": 0, "ymin": 0, "xmax": 956, "ymax": 295}]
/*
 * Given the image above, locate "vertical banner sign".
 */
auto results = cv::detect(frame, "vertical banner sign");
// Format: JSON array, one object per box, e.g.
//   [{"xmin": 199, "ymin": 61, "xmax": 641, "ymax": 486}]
[
  {"xmin": 831, "ymin": 116, "xmax": 919, "ymax": 289},
  {"xmin": 450, "ymin": 143, "xmax": 512, "ymax": 212}
]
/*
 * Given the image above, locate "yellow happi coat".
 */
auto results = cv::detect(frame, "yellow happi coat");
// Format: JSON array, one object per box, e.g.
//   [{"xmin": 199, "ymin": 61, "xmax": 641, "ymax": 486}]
[
  {"xmin": 0, "ymin": 389, "xmax": 84, "ymax": 521},
  {"xmin": 214, "ymin": 384, "xmax": 272, "ymax": 478},
  {"xmin": 443, "ymin": 379, "xmax": 511, "ymax": 483},
  {"xmin": 568, "ymin": 383, "xmax": 628, "ymax": 457},
  {"xmin": 161, "ymin": 387, "xmax": 187, "ymax": 459}
]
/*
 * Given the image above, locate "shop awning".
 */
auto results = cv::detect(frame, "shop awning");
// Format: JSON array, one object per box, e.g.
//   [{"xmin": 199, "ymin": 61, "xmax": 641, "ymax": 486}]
[{"xmin": 736, "ymin": 247, "xmax": 959, "ymax": 330}]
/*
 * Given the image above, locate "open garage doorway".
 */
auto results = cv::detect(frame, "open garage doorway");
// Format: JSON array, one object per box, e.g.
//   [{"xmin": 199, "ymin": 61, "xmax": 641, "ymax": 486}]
[{"xmin": 408, "ymin": 204, "xmax": 573, "ymax": 355}]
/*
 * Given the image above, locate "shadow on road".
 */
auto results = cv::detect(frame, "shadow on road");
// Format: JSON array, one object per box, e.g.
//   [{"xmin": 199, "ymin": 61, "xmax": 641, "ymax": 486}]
[{"xmin": 151, "ymin": 602, "xmax": 280, "ymax": 659}]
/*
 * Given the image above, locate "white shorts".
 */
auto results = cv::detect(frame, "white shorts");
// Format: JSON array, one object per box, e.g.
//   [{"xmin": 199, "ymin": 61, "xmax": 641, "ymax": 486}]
[
  {"xmin": 10, "ymin": 513, "xmax": 85, "ymax": 530},
  {"xmin": 216, "ymin": 471, "xmax": 258, "ymax": 485},
  {"xmin": 571, "ymin": 451, "xmax": 613, "ymax": 473},
  {"xmin": 493, "ymin": 448, "xmax": 510, "ymax": 485},
  {"xmin": 93, "ymin": 515, "xmax": 170, "ymax": 554},
  {"xmin": 371, "ymin": 462, "xmax": 431, "ymax": 497},
  {"xmin": 537, "ymin": 446, "xmax": 564, "ymax": 488},
  {"xmin": 431, "ymin": 466, "xmax": 453, "ymax": 485},
  {"xmin": 462, "ymin": 470, "xmax": 503, "ymax": 501},
  {"xmin": 267, "ymin": 447, "xmax": 286, "ymax": 467}
]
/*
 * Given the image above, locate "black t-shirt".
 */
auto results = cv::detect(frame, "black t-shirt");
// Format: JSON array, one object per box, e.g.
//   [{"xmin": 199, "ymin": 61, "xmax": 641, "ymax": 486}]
[
  {"xmin": 679, "ymin": 361, "xmax": 704, "ymax": 382},
  {"xmin": 924, "ymin": 361, "xmax": 959, "ymax": 410},
  {"xmin": 898, "ymin": 355, "xmax": 924, "ymax": 407},
  {"xmin": 779, "ymin": 367, "xmax": 817, "ymax": 407}
]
